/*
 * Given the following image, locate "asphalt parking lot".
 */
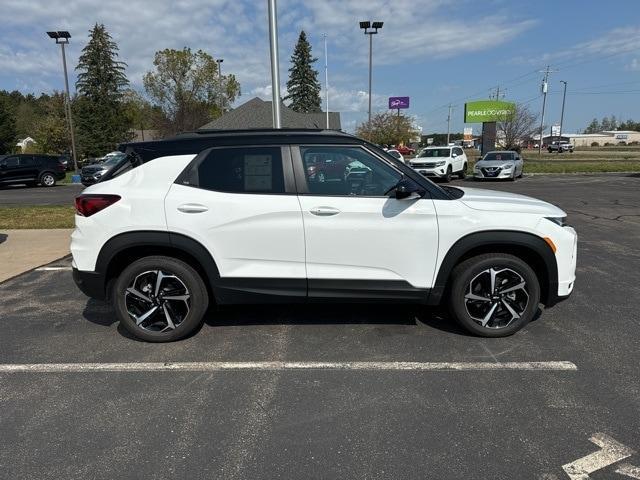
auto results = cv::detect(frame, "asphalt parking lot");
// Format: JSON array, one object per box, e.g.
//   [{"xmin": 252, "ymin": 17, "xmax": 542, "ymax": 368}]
[
  {"xmin": 0, "ymin": 183, "xmax": 83, "ymax": 206},
  {"xmin": 1, "ymin": 174, "xmax": 639, "ymax": 479}
]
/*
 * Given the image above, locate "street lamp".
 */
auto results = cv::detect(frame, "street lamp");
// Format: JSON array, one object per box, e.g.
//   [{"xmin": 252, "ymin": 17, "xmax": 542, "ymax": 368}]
[
  {"xmin": 46, "ymin": 31, "xmax": 78, "ymax": 174},
  {"xmin": 359, "ymin": 20, "xmax": 383, "ymax": 123},
  {"xmin": 559, "ymin": 80, "xmax": 568, "ymax": 143}
]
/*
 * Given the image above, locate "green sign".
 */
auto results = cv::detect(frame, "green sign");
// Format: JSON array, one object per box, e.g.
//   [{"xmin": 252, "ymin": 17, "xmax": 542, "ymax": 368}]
[{"xmin": 464, "ymin": 100, "xmax": 516, "ymax": 123}]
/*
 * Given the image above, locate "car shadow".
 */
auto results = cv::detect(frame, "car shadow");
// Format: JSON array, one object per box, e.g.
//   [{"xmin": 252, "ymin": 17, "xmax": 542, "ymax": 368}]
[{"xmin": 81, "ymin": 298, "xmax": 495, "ymax": 340}]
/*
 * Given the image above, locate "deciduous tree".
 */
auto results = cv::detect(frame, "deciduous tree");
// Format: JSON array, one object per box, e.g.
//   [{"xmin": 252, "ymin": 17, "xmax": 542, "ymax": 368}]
[
  {"xmin": 356, "ymin": 112, "xmax": 419, "ymax": 146},
  {"xmin": 143, "ymin": 48, "xmax": 240, "ymax": 135},
  {"xmin": 497, "ymin": 104, "xmax": 538, "ymax": 150}
]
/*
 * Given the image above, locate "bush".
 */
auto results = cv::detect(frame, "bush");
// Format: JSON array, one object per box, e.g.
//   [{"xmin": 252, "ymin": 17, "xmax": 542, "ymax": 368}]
[
  {"xmin": 590, "ymin": 142, "xmax": 600, "ymax": 147},
  {"xmin": 604, "ymin": 142, "xmax": 614, "ymax": 146},
  {"xmin": 618, "ymin": 141, "xmax": 627, "ymax": 146},
  {"xmin": 630, "ymin": 141, "xmax": 639, "ymax": 146}
]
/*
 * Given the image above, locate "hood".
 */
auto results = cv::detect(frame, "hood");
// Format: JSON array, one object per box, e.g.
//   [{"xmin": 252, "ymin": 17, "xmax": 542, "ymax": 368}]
[
  {"xmin": 81, "ymin": 164, "xmax": 110, "ymax": 175},
  {"xmin": 476, "ymin": 160, "xmax": 514, "ymax": 167},
  {"xmin": 457, "ymin": 187, "xmax": 566, "ymax": 216}
]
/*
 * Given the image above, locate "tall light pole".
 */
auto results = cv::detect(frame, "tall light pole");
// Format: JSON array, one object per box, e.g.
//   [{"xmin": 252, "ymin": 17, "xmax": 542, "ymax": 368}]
[
  {"xmin": 322, "ymin": 33, "xmax": 329, "ymax": 129},
  {"xmin": 559, "ymin": 80, "xmax": 568, "ymax": 142},
  {"xmin": 216, "ymin": 58, "xmax": 224, "ymax": 112},
  {"xmin": 267, "ymin": 0, "xmax": 281, "ymax": 128},
  {"xmin": 359, "ymin": 21, "xmax": 383, "ymax": 123},
  {"xmin": 47, "ymin": 31, "xmax": 78, "ymax": 173}
]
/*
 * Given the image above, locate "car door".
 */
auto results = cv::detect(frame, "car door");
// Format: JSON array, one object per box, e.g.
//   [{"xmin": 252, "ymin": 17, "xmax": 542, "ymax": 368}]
[
  {"xmin": 164, "ymin": 145, "xmax": 307, "ymax": 298},
  {"xmin": 21, "ymin": 155, "xmax": 40, "ymax": 181},
  {"xmin": 453, "ymin": 147, "xmax": 465, "ymax": 171},
  {"xmin": 293, "ymin": 144, "xmax": 439, "ymax": 297},
  {"xmin": 0, "ymin": 155, "xmax": 22, "ymax": 183}
]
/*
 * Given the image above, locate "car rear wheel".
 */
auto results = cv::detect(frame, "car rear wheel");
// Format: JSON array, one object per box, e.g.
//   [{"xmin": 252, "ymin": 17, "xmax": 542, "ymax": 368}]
[
  {"xmin": 40, "ymin": 172, "xmax": 56, "ymax": 187},
  {"xmin": 448, "ymin": 253, "xmax": 540, "ymax": 337},
  {"xmin": 112, "ymin": 256, "xmax": 209, "ymax": 342}
]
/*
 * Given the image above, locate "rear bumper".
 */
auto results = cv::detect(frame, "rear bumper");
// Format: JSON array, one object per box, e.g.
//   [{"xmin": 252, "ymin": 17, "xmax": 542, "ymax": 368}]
[{"xmin": 72, "ymin": 267, "xmax": 107, "ymax": 300}]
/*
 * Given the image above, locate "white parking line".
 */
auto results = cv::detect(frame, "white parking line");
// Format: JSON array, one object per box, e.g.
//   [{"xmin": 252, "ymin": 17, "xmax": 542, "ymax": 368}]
[
  {"xmin": 0, "ymin": 361, "xmax": 577, "ymax": 373},
  {"xmin": 35, "ymin": 267, "xmax": 72, "ymax": 271},
  {"xmin": 562, "ymin": 433, "xmax": 635, "ymax": 479},
  {"xmin": 617, "ymin": 464, "xmax": 640, "ymax": 479}
]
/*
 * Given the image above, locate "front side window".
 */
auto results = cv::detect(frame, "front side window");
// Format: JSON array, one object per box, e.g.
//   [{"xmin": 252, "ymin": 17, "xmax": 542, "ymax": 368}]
[
  {"xmin": 300, "ymin": 146, "xmax": 401, "ymax": 196},
  {"xmin": 186, "ymin": 146, "xmax": 285, "ymax": 194}
]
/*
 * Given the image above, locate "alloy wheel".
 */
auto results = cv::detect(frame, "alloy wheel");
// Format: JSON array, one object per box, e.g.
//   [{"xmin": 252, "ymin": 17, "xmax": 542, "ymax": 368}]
[
  {"xmin": 464, "ymin": 267, "xmax": 529, "ymax": 329},
  {"xmin": 42, "ymin": 174, "xmax": 55, "ymax": 186},
  {"xmin": 124, "ymin": 270, "xmax": 191, "ymax": 332}
]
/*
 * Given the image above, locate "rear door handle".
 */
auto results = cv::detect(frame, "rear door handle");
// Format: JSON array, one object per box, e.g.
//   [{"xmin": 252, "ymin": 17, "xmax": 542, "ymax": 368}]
[
  {"xmin": 310, "ymin": 206, "xmax": 340, "ymax": 216},
  {"xmin": 177, "ymin": 203, "xmax": 209, "ymax": 213}
]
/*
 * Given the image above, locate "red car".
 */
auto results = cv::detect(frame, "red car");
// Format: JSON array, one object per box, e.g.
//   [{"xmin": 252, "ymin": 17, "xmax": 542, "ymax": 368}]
[{"xmin": 395, "ymin": 145, "xmax": 415, "ymax": 156}]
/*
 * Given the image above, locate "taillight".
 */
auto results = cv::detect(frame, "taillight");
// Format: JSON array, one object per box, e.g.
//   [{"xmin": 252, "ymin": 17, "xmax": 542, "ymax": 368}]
[
  {"xmin": 56, "ymin": 162, "xmax": 65, "ymax": 171},
  {"xmin": 75, "ymin": 194, "xmax": 121, "ymax": 217}
]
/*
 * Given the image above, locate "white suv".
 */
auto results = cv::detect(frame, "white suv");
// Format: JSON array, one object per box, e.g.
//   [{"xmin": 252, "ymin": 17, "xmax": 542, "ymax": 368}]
[
  {"xmin": 71, "ymin": 130, "xmax": 577, "ymax": 342},
  {"xmin": 409, "ymin": 146, "xmax": 468, "ymax": 182}
]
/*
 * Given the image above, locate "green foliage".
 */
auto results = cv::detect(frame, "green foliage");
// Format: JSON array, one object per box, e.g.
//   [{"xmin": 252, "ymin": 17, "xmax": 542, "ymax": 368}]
[
  {"xmin": 285, "ymin": 31, "xmax": 322, "ymax": 113},
  {"xmin": 143, "ymin": 48, "xmax": 240, "ymax": 135},
  {"xmin": 584, "ymin": 116, "xmax": 640, "ymax": 134},
  {"xmin": 75, "ymin": 23, "xmax": 131, "ymax": 156},
  {"xmin": 356, "ymin": 112, "xmax": 419, "ymax": 145},
  {"xmin": 33, "ymin": 93, "xmax": 70, "ymax": 155},
  {"xmin": 0, "ymin": 96, "xmax": 17, "ymax": 154}
]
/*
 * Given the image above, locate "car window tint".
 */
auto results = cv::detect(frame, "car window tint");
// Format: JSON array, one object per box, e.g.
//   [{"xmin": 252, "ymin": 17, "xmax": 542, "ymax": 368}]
[
  {"xmin": 193, "ymin": 147, "xmax": 285, "ymax": 194},
  {"xmin": 3, "ymin": 156, "xmax": 19, "ymax": 167},
  {"xmin": 300, "ymin": 146, "xmax": 401, "ymax": 197},
  {"xmin": 19, "ymin": 156, "xmax": 36, "ymax": 166}
]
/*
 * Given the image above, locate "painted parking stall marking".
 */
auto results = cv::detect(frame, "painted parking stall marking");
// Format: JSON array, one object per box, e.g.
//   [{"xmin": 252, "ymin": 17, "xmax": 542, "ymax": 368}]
[
  {"xmin": 0, "ymin": 361, "xmax": 577, "ymax": 373},
  {"xmin": 562, "ymin": 433, "xmax": 636, "ymax": 479}
]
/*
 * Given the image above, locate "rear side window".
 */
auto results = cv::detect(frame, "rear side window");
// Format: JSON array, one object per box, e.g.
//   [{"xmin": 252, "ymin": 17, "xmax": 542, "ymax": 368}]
[{"xmin": 183, "ymin": 146, "xmax": 285, "ymax": 194}]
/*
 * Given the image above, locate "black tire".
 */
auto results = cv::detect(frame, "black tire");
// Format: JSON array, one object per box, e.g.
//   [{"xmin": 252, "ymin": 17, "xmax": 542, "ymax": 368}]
[
  {"xmin": 448, "ymin": 253, "xmax": 540, "ymax": 337},
  {"xmin": 547, "ymin": 148, "xmax": 553, "ymax": 153},
  {"xmin": 442, "ymin": 165, "xmax": 452, "ymax": 183},
  {"xmin": 39, "ymin": 172, "xmax": 57, "ymax": 187},
  {"xmin": 458, "ymin": 163, "xmax": 467, "ymax": 179},
  {"xmin": 112, "ymin": 256, "xmax": 209, "ymax": 342},
  {"xmin": 508, "ymin": 170, "xmax": 516, "ymax": 181}
]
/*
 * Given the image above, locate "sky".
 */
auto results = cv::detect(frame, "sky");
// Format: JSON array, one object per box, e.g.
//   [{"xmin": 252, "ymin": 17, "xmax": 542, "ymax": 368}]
[{"xmin": 1, "ymin": 0, "xmax": 639, "ymax": 135}]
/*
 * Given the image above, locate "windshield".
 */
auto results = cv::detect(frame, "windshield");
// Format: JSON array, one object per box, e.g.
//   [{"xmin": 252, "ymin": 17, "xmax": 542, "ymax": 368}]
[
  {"xmin": 102, "ymin": 155, "xmax": 125, "ymax": 166},
  {"xmin": 483, "ymin": 152, "xmax": 515, "ymax": 161},
  {"xmin": 419, "ymin": 148, "xmax": 450, "ymax": 158}
]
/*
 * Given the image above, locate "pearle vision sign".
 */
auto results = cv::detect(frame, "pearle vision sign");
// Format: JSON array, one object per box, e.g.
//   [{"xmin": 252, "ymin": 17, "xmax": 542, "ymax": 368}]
[{"xmin": 464, "ymin": 100, "xmax": 516, "ymax": 123}]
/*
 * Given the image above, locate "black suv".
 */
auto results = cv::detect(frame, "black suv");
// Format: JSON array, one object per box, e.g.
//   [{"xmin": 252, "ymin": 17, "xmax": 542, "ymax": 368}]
[{"xmin": 0, "ymin": 154, "xmax": 66, "ymax": 187}]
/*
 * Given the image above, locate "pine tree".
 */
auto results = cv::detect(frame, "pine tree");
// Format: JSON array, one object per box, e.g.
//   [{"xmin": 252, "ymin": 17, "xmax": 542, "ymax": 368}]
[
  {"xmin": 285, "ymin": 31, "xmax": 322, "ymax": 113},
  {"xmin": 75, "ymin": 24, "xmax": 131, "ymax": 156}
]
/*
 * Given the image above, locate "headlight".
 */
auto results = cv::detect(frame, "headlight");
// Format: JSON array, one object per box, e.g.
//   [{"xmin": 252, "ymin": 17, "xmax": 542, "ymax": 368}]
[
  {"xmin": 435, "ymin": 161, "xmax": 446, "ymax": 167},
  {"xmin": 545, "ymin": 216, "xmax": 567, "ymax": 227},
  {"xmin": 502, "ymin": 163, "xmax": 514, "ymax": 169}
]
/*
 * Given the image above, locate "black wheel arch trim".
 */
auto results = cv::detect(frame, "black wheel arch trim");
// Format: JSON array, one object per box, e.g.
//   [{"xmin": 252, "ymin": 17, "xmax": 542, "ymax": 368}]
[
  {"xmin": 427, "ymin": 230, "xmax": 559, "ymax": 306},
  {"xmin": 93, "ymin": 230, "xmax": 221, "ymax": 301}
]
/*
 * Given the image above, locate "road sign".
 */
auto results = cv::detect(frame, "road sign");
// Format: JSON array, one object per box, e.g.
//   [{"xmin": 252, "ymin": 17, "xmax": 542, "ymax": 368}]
[
  {"xmin": 552, "ymin": 124, "xmax": 561, "ymax": 136},
  {"xmin": 389, "ymin": 97, "xmax": 410, "ymax": 109}
]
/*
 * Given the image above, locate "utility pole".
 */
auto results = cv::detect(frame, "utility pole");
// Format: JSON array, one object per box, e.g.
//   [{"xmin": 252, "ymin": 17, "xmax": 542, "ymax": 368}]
[
  {"xmin": 46, "ymin": 31, "xmax": 78, "ymax": 174},
  {"xmin": 446, "ymin": 104, "xmax": 452, "ymax": 145},
  {"xmin": 538, "ymin": 65, "xmax": 556, "ymax": 155},
  {"xmin": 559, "ymin": 80, "xmax": 567, "ymax": 142},
  {"xmin": 267, "ymin": 0, "xmax": 281, "ymax": 128},
  {"xmin": 323, "ymin": 33, "xmax": 329, "ymax": 129}
]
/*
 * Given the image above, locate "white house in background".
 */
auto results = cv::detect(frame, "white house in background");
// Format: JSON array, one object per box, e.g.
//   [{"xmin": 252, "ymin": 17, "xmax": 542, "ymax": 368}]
[{"xmin": 16, "ymin": 137, "xmax": 37, "ymax": 151}]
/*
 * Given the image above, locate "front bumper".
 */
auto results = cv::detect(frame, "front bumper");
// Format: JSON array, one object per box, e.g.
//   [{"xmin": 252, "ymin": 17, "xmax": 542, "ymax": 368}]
[
  {"xmin": 410, "ymin": 165, "xmax": 448, "ymax": 177},
  {"xmin": 72, "ymin": 267, "xmax": 107, "ymax": 300},
  {"xmin": 473, "ymin": 167, "xmax": 514, "ymax": 179}
]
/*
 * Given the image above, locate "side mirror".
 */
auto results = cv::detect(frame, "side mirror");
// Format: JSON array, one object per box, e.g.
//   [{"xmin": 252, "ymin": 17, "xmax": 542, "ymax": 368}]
[{"xmin": 393, "ymin": 178, "xmax": 422, "ymax": 200}]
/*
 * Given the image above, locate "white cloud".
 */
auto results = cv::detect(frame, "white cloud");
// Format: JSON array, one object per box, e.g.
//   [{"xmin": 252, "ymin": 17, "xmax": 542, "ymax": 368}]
[{"xmin": 626, "ymin": 58, "xmax": 640, "ymax": 71}]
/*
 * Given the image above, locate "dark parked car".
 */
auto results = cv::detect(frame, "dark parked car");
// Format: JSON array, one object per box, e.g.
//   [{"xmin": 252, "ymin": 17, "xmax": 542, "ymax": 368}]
[
  {"xmin": 0, "ymin": 154, "xmax": 66, "ymax": 187},
  {"xmin": 80, "ymin": 152, "xmax": 126, "ymax": 186}
]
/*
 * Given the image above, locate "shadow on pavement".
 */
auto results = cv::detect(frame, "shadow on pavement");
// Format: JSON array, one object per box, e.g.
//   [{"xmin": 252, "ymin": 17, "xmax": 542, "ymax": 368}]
[
  {"xmin": 0, "ymin": 233, "xmax": 7, "ymax": 245},
  {"xmin": 82, "ymin": 297, "xmax": 479, "ymax": 339}
]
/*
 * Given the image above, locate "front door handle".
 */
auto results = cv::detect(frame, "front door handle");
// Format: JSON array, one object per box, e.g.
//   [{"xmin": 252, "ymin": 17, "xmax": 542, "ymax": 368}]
[
  {"xmin": 310, "ymin": 206, "xmax": 340, "ymax": 216},
  {"xmin": 177, "ymin": 203, "xmax": 209, "ymax": 213}
]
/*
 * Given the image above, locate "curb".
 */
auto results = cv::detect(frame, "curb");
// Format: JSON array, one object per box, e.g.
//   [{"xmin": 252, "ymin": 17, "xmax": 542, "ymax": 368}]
[{"xmin": 0, "ymin": 254, "xmax": 72, "ymax": 286}]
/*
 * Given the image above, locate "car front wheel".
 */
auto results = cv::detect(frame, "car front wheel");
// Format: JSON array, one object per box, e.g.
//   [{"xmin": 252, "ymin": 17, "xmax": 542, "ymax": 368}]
[
  {"xmin": 443, "ymin": 165, "xmax": 452, "ymax": 182},
  {"xmin": 458, "ymin": 163, "xmax": 467, "ymax": 179},
  {"xmin": 112, "ymin": 256, "xmax": 209, "ymax": 342},
  {"xmin": 448, "ymin": 253, "xmax": 540, "ymax": 337}
]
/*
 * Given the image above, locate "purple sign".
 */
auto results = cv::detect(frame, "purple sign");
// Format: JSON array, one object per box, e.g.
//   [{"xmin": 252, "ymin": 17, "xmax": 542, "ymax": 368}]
[{"xmin": 389, "ymin": 96, "xmax": 410, "ymax": 109}]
